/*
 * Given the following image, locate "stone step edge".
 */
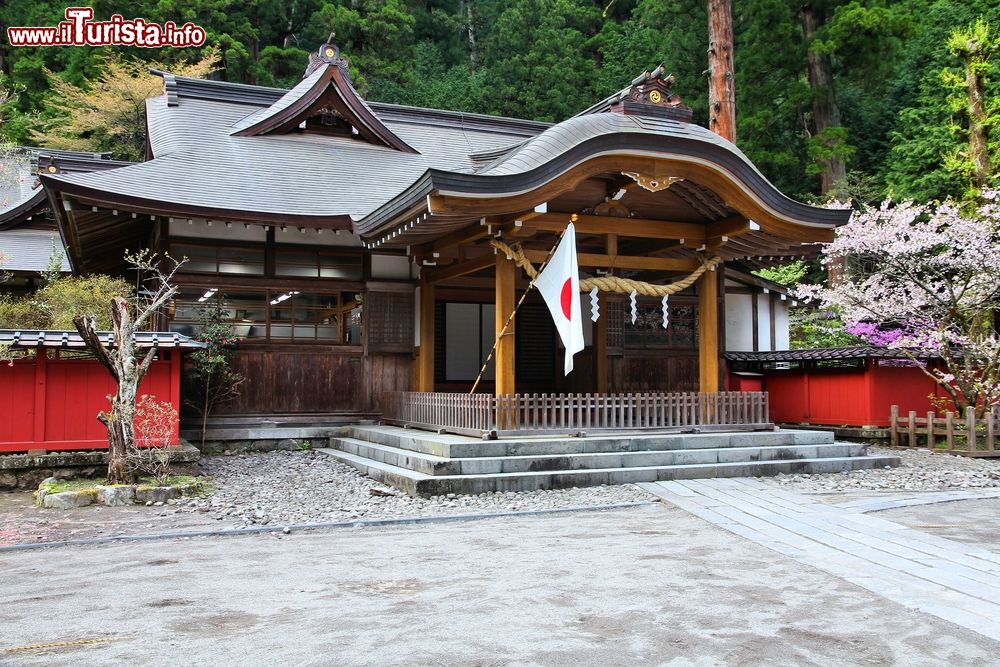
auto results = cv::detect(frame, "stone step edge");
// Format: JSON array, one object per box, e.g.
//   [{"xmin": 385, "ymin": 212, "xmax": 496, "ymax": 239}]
[
  {"xmin": 346, "ymin": 427, "xmax": 836, "ymax": 457},
  {"xmin": 319, "ymin": 448, "xmax": 900, "ymax": 484},
  {"xmin": 331, "ymin": 437, "xmax": 865, "ymax": 468}
]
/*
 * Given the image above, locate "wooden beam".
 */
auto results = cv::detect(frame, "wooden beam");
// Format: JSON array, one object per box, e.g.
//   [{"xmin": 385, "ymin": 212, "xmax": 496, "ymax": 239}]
[
  {"xmin": 495, "ymin": 254, "xmax": 516, "ymax": 396},
  {"xmin": 707, "ymin": 215, "xmax": 750, "ymax": 238},
  {"xmin": 698, "ymin": 270, "xmax": 720, "ymax": 392},
  {"xmin": 412, "ymin": 219, "xmax": 491, "ymax": 258},
  {"xmin": 525, "ymin": 212, "xmax": 708, "ymax": 241},
  {"xmin": 416, "ymin": 279, "xmax": 435, "ymax": 391},
  {"xmin": 522, "ymin": 249, "xmax": 699, "ymax": 272},
  {"xmin": 423, "ymin": 253, "xmax": 496, "ymax": 283}
]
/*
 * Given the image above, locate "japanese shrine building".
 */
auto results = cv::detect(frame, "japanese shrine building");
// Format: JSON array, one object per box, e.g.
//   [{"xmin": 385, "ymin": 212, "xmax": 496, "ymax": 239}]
[{"xmin": 37, "ymin": 42, "xmax": 846, "ymax": 421}]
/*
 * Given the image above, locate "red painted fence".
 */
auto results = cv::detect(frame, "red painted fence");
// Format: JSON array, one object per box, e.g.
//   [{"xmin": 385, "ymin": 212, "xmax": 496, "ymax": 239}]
[
  {"xmin": 731, "ymin": 360, "xmax": 949, "ymax": 428},
  {"xmin": 0, "ymin": 351, "xmax": 182, "ymax": 452}
]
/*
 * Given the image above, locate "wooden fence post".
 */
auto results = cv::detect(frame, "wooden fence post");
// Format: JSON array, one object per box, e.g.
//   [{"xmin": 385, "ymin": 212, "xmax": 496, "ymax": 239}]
[
  {"xmin": 926, "ymin": 411, "xmax": 936, "ymax": 450},
  {"xmin": 889, "ymin": 405, "xmax": 899, "ymax": 446},
  {"xmin": 945, "ymin": 412, "xmax": 955, "ymax": 452},
  {"xmin": 907, "ymin": 410, "xmax": 917, "ymax": 448},
  {"xmin": 967, "ymin": 406, "xmax": 977, "ymax": 454}
]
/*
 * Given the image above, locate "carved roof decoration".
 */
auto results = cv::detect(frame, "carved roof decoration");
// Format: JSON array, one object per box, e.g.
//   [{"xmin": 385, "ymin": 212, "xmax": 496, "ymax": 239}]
[
  {"xmin": 576, "ymin": 65, "xmax": 693, "ymax": 122},
  {"xmin": 229, "ymin": 40, "xmax": 418, "ymax": 153}
]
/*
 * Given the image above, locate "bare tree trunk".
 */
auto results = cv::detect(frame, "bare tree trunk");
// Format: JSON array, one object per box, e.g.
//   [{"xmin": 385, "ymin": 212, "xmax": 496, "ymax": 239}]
[
  {"xmin": 963, "ymin": 54, "xmax": 992, "ymax": 188},
  {"xmin": 462, "ymin": 1, "xmax": 478, "ymax": 65},
  {"xmin": 802, "ymin": 4, "xmax": 847, "ymax": 196},
  {"xmin": 707, "ymin": 0, "xmax": 736, "ymax": 142}
]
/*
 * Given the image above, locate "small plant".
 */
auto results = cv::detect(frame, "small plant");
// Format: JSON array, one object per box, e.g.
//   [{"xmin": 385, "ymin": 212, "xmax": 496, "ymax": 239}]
[
  {"xmin": 132, "ymin": 394, "xmax": 179, "ymax": 485},
  {"xmin": 184, "ymin": 305, "xmax": 244, "ymax": 448},
  {"xmin": 296, "ymin": 441, "xmax": 312, "ymax": 451}
]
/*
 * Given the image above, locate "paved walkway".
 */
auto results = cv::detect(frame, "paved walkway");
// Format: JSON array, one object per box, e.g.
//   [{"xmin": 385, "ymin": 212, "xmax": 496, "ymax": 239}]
[{"xmin": 640, "ymin": 478, "xmax": 1000, "ymax": 642}]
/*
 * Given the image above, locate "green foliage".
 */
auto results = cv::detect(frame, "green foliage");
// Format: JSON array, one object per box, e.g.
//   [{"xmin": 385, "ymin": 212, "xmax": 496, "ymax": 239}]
[
  {"xmin": 184, "ymin": 305, "xmax": 245, "ymax": 446},
  {"xmin": 790, "ymin": 310, "xmax": 861, "ymax": 349},
  {"xmin": 0, "ymin": 261, "xmax": 131, "ymax": 330},
  {"xmin": 753, "ymin": 261, "xmax": 808, "ymax": 287},
  {"xmin": 2, "ymin": 0, "xmax": 999, "ymax": 203}
]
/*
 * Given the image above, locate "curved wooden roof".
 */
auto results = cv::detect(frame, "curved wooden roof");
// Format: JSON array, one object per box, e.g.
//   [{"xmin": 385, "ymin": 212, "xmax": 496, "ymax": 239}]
[{"xmin": 357, "ymin": 113, "xmax": 849, "ymax": 248}]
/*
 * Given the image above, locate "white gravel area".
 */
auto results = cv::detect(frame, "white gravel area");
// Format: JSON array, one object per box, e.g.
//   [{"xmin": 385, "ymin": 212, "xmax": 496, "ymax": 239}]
[
  {"xmin": 179, "ymin": 450, "xmax": 652, "ymax": 527},
  {"xmin": 767, "ymin": 445, "xmax": 1000, "ymax": 492}
]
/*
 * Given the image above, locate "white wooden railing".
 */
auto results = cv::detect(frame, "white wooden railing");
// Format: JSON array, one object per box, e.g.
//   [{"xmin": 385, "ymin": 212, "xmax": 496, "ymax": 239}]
[{"xmin": 383, "ymin": 391, "xmax": 771, "ymax": 438}]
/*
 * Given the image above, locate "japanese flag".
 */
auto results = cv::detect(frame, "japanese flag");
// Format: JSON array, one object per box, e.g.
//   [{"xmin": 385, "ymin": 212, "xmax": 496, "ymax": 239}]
[{"xmin": 534, "ymin": 222, "xmax": 585, "ymax": 375}]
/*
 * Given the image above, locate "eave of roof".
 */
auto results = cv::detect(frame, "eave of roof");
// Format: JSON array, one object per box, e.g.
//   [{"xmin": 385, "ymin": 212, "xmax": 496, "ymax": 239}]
[
  {"xmin": 0, "ymin": 329, "xmax": 206, "ymax": 349},
  {"xmin": 724, "ymin": 346, "xmax": 940, "ymax": 362},
  {"xmin": 356, "ymin": 114, "xmax": 850, "ymax": 246}
]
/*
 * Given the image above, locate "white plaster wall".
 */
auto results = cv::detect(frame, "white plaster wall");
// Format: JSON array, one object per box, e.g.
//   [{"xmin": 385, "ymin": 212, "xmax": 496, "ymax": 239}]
[
  {"xmin": 446, "ymin": 303, "xmax": 481, "ymax": 381},
  {"xmin": 774, "ymin": 300, "xmax": 790, "ymax": 350},
  {"xmin": 371, "ymin": 254, "xmax": 411, "ymax": 279},
  {"xmin": 169, "ymin": 219, "xmax": 266, "ymax": 242},
  {"xmin": 757, "ymin": 297, "xmax": 772, "ymax": 351},
  {"xmin": 413, "ymin": 287, "xmax": 422, "ymax": 346},
  {"xmin": 724, "ymin": 293, "xmax": 754, "ymax": 351}
]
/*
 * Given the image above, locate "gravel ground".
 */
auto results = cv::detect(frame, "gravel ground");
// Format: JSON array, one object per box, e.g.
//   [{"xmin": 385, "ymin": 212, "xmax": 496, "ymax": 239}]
[
  {"xmin": 767, "ymin": 445, "xmax": 1000, "ymax": 492},
  {"xmin": 179, "ymin": 450, "xmax": 652, "ymax": 528}
]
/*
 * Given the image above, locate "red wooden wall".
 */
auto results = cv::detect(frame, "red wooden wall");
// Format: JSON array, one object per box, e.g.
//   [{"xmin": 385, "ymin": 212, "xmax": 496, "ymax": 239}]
[
  {"xmin": 0, "ymin": 351, "xmax": 181, "ymax": 452},
  {"xmin": 733, "ymin": 360, "xmax": 949, "ymax": 427}
]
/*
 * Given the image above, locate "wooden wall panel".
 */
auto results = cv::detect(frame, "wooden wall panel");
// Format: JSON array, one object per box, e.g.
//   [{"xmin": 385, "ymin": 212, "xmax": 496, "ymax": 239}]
[
  {"xmin": 611, "ymin": 353, "xmax": 699, "ymax": 393},
  {"xmin": 212, "ymin": 346, "xmax": 375, "ymax": 415}
]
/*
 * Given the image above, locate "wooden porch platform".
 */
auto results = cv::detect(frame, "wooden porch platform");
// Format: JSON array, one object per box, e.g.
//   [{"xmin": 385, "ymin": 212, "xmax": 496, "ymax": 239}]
[{"xmin": 382, "ymin": 391, "xmax": 771, "ymax": 439}]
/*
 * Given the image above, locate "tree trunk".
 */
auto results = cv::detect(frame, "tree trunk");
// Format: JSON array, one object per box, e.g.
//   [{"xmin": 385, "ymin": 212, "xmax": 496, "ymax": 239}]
[
  {"xmin": 802, "ymin": 5, "xmax": 847, "ymax": 196},
  {"xmin": 964, "ymin": 55, "xmax": 992, "ymax": 188},
  {"xmin": 462, "ymin": 1, "xmax": 478, "ymax": 65},
  {"xmin": 707, "ymin": 0, "xmax": 736, "ymax": 143}
]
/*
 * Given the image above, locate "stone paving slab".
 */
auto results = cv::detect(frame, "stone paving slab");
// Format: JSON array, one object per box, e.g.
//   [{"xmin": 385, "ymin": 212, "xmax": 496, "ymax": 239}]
[{"xmin": 640, "ymin": 478, "xmax": 1000, "ymax": 642}]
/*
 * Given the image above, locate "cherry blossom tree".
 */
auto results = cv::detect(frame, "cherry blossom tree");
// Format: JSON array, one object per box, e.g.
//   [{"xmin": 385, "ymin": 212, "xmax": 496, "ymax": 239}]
[{"xmin": 797, "ymin": 193, "xmax": 1000, "ymax": 416}]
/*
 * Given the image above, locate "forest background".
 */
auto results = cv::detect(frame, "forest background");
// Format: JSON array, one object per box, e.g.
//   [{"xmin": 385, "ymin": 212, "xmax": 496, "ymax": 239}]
[{"xmin": 2, "ymin": 0, "xmax": 998, "ymax": 206}]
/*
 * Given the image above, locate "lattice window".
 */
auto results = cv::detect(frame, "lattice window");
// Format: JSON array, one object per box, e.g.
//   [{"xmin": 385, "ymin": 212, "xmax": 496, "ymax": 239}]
[
  {"xmin": 366, "ymin": 290, "xmax": 414, "ymax": 353},
  {"xmin": 606, "ymin": 297, "xmax": 624, "ymax": 354}
]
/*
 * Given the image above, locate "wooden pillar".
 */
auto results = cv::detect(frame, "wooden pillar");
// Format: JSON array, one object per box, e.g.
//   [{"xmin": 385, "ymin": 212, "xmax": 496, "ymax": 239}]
[
  {"xmin": 416, "ymin": 280, "xmax": 435, "ymax": 392},
  {"xmin": 594, "ymin": 313, "xmax": 608, "ymax": 393},
  {"xmin": 495, "ymin": 254, "xmax": 516, "ymax": 396},
  {"xmin": 698, "ymin": 270, "xmax": 719, "ymax": 392},
  {"xmin": 33, "ymin": 349, "xmax": 47, "ymax": 445}
]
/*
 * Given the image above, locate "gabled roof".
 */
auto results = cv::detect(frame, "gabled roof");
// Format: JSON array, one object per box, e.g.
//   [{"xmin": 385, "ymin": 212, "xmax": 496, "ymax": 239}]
[
  {"xmin": 42, "ymin": 74, "xmax": 544, "ymax": 228},
  {"xmin": 228, "ymin": 42, "xmax": 417, "ymax": 153}
]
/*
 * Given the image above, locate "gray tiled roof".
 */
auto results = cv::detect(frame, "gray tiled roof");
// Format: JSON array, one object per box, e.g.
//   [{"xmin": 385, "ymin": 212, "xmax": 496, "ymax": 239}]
[
  {"xmin": 0, "ymin": 229, "xmax": 70, "ymax": 272},
  {"xmin": 0, "ymin": 329, "xmax": 206, "ymax": 349},
  {"xmin": 45, "ymin": 86, "xmax": 544, "ymax": 222},
  {"xmin": 478, "ymin": 114, "xmax": 754, "ymax": 178},
  {"xmin": 724, "ymin": 347, "xmax": 940, "ymax": 362},
  {"xmin": 230, "ymin": 66, "xmax": 327, "ymax": 134}
]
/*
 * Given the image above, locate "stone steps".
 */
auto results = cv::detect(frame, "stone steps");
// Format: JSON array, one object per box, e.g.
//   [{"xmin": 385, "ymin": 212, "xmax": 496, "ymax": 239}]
[
  {"xmin": 343, "ymin": 425, "xmax": 836, "ymax": 459},
  {"xmin": 318, "ymin": 447, "xmax": 900, "ymax": 497},
  {"xmin": 331, "ymin": 436, "xmax": 868, "ymax": 476}
]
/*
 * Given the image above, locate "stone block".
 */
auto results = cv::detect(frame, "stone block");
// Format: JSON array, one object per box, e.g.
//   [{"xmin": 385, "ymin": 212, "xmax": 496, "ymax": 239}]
[
  {"xmin": 97, "ymin": 485, "xmax": 136, "ymax": 506},
  {"xmin": 42, "ymin": 491, "xmax": 94, "ymax": 509},
  {"xmin": 135, "ymin": 486, "xmax": 182, "ymax": 504}
]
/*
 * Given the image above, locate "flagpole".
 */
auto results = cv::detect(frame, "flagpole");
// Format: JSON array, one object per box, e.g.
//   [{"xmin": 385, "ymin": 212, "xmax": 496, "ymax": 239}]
[{"xmin": 469, "ymin": 220, "xmax": 573, "ymax": 395}]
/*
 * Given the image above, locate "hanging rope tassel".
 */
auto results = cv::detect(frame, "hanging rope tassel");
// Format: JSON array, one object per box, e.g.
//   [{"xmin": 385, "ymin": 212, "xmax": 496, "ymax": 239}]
[{"xmin": 489, "ymin": 239, "xmax": 723, "ymax": 297}]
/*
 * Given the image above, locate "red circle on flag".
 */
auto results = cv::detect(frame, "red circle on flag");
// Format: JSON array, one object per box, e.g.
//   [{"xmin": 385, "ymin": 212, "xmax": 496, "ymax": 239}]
[{"xmin": 560, "ymin": 278, "xmax": 573, "ymax": 320}]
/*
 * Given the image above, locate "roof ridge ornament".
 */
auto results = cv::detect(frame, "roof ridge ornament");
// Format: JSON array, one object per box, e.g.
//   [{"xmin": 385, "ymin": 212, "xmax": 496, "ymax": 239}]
[
  {"xmin": 305, "ymin": 33, "xmax": 351, "ymax": 82},
  {"xmin": 612, "ymin": 65, "xmax": 690, "ymax": 118}
]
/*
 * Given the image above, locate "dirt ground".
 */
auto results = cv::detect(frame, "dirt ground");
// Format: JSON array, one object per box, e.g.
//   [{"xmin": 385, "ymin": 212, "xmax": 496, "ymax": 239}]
[
  {"xmin": 0, "ymin": 492, "xmax": 220, "ymax": 546},
  {"xmin": 2, "ymin": 503, "xmax": 999, "ymax": 666},
  {"xmin": 875, "ymin": 497, "xmax": 1000, "ymax": 550}
]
